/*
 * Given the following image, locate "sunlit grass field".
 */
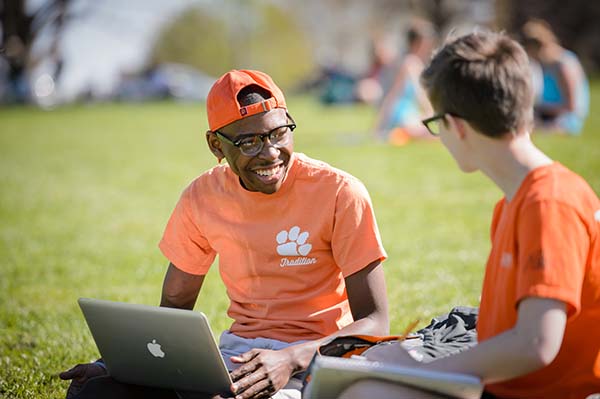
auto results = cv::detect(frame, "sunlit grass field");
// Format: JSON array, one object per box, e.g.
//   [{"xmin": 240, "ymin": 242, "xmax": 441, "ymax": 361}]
[{"xmin": 1, "ymin": 84, "xmax": 599, "ymax": 397}]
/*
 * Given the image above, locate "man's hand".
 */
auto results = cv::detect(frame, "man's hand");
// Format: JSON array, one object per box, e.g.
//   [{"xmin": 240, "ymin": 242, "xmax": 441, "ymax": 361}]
[
  {"xmin": 59, "ymin": 362, "xmax": 107, "ymax": 398},
  {"xmin": 229, "ymin": 348, "xmax": 295, "ymax": 399}
]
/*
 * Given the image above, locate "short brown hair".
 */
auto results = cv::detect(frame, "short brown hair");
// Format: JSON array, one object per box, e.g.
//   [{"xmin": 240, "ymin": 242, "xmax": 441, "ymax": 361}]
[{"xmin": 421, "ymin": 30, "xmax": 534, "ymax": 137}]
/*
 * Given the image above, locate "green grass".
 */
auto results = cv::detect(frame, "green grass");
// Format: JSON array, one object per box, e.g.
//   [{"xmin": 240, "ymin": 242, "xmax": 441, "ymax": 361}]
[{"xmin": 1, "ymin": 85, "xmax": 600, "ymax": 398}]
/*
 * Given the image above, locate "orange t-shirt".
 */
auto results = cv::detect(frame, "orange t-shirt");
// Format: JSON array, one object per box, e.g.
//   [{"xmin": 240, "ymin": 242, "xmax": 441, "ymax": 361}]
[
  {"xmin": 159, "ymin": 153, "xmax": 387, "ymax": 342},
  {"xmin": 478, "ymin": 163, "xmax": 600, "ymax": 398}
]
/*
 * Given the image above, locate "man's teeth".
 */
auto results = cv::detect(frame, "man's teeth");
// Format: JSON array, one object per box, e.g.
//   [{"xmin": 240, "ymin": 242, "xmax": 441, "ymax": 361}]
[{"xmin": 255, "ymin": 165, "xmax": 280, "ymax": 176}]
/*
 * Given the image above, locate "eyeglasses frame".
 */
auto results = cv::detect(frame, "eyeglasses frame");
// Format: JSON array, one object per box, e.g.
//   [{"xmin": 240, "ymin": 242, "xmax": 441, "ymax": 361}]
[
  {"xmin": 213, "ymin": 114, "xmax": 296, "ymax": 156},
  {"xmin": 421, "ymin": 112, "xmax": 461, "ymax": 136}
]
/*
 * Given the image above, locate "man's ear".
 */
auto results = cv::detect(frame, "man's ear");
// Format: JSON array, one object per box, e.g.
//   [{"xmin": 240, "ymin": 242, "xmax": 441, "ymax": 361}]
[
  {"xmin": 206, "ymin": 130, "xmax": 225, "ymax": 161},
  {"xmin": 446, "ymin": 115, "xmax": 468, "ymax": 140}
]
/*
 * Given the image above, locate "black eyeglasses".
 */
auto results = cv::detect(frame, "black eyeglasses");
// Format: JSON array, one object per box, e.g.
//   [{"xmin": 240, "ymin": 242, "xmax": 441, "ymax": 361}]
[
  {"xmin": 421, "ymin": 112, "xmax": 460, "ymax": 136},
  {"xmin": 215, "ymin": 118, "xmax": 297, "ymax": 157}
]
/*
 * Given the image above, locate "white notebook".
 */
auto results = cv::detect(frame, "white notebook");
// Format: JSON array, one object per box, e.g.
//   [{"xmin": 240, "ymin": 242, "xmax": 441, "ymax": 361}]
[{"xmin": 303, "ymin": 355, "xmax": 483, "ymax": 399}]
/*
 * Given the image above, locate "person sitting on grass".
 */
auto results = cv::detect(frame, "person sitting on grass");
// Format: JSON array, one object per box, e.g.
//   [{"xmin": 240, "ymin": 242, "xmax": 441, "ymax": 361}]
[
  {"xmin": 59, "ymin": 69, "xmax": 390, "ymax": 399},
  {"xmin": 339, "ymin": 30, "xmax": 600, "ymax": 399},
  {"xmin": 521, "ymin": 19, "xmax": 590, "ymax": 135},
  {"xmin": 373, "ymin": 19, "xmax": 436, "ymax": 146}
]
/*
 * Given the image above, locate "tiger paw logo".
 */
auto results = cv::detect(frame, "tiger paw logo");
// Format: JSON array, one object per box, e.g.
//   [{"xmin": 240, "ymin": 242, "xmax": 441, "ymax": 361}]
[
  {"xmin": 276, "ymin": 226, "xmax": 317, "ymax": 267},
  {"xmin": 276, "ymin": 226, "xmax": 312, "ymax": 256}
]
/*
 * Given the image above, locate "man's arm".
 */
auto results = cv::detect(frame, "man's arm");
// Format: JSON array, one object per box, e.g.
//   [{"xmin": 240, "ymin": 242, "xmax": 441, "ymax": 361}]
[
  {"xmin": 229, "ymin": 259, "xmax": 389, "ymax": 399},
  {"xmin": 343, "ymin": 259, "xmax": 390, "ymax": 334},
  {"xmin": 365, "ymin": 296, "xmax": 566, "ymax": 383},
  {"xmin": 283, "ymin": 259, "xmax": 389, "ymax": 368},
  {"xmin": 341, "ymin": 297, "xmax": 567, "ymax": 399},
  {"xmin": 231, "ymin": 260, "xmax": 389, "ymax": 398},
  {"xmin": 160, "ymin": 262, "xmax": 205, "ymax": 309},
  {"xmin": 429, "ymin": 296, "xmax": 566, "ymax": 383}
]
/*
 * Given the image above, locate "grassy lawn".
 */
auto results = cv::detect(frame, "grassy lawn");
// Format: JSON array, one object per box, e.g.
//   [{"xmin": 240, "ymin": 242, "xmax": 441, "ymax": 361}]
[{"xmin": 1, "ymin": 84, "xmax": 599, "ymax": 397}]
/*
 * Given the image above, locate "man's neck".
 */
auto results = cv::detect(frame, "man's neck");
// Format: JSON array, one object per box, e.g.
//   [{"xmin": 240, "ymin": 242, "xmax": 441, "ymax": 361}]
[{"xmin": 477, "ymin": 133, "xmax": 553, "ymax": 201}]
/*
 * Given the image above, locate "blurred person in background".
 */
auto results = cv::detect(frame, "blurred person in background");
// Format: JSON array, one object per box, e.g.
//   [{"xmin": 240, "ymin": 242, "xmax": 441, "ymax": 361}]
[
  {"xmin": 354, "ymin": 36, "xmax": 397, "ymax": 106},
  {"xmin": 373, "ymin": 19, "xmax": 436, "ymax": 146},
  {"xmin": 521, "ymin": 19, "xmax": 589, "ymax": 135},
  {"xmin": 306, "ymin": 37, "xmax": 396, "ymax": 107},
  {"xmin": 60, "ymin": 69, "xmax": 389, "ymax": 399}
]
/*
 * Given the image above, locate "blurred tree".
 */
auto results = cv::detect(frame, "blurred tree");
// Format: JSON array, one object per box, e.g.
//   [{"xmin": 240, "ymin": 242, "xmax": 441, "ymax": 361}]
[
  {"xmin": 150, "ymin": 1, "xmax": 314, "ymax": 90},
  {"xmin": 151, "ymin": 8, "xmax": 231, "ymax": 79},
  {"xmin": 0, "ymin": 0, "xmax": 70, "ymax": 103},
  {"xmin": 287, "ymin": 0, "xmax": 491, "ymax": 80}
]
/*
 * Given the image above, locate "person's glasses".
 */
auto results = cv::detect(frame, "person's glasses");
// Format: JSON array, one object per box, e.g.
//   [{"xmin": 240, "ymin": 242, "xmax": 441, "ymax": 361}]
[
  {"xmin": 215, "ymin": 120, "xmax": 296, "ymax": 157},
  {"xmin": 421, "ymin": 112, "xmax": 460, "ymax": 136}
]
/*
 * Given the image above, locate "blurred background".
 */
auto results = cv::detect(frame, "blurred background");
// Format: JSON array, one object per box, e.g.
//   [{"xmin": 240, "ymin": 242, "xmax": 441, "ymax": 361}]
[
  {"xmin": 2, "ymin": 1, "xmax": 600, "ymax": 398},
  {"xmin": 2, "ymin": 0, "xmax": 599, "ymax": 108}
]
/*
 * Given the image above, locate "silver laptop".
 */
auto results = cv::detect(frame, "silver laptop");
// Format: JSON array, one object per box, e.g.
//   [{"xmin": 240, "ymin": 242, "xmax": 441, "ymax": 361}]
[{"xmin": 78, "ymin": 297, "xmax": 233, "ymax": 395}]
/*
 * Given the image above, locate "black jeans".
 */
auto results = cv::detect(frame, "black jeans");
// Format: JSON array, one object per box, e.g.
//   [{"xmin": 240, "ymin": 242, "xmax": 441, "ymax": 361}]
[{"xmin": 68, "ymin": 376, "xmax": 220, "ymax": 399}]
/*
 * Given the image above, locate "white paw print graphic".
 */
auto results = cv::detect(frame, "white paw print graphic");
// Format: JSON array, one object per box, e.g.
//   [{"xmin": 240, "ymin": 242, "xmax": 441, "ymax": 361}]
[{"xmin": 276, "ymin": 226, "xmax": 312, "ymax": 256}]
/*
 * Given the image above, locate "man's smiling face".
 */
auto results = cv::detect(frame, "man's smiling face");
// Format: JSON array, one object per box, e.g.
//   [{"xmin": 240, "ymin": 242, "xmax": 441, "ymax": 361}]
[{"xmin": 209, "ymin": 108, "xmax": 294, "ymax": 194}]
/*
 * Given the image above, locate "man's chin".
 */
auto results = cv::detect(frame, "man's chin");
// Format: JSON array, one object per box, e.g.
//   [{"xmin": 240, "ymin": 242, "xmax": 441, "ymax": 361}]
[
  {"xmin": 245, "ymin": 165, "xmax": 288, "ymax": 193},
  {"xmin": 241, "ymin": 176, "xmax": 283, "ymax": 194}
]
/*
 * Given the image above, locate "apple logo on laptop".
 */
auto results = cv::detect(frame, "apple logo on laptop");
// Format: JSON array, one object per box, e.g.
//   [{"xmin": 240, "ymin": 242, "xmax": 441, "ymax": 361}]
[{"xmin": 147, "ymin": 339, "xmax": 165, "ymax": 358}]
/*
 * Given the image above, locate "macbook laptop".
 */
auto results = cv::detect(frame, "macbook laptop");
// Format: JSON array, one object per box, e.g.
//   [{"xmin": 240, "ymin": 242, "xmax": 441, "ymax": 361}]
[{"xmin": 78, "ymin": 297, "xmax": 233, "ymax": 396}]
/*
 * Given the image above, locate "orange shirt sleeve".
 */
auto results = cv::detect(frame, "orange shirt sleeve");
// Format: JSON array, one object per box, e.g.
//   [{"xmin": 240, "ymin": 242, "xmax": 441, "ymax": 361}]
[
  {"xmin": 331, "ymin": 177, "xmax": 387, "ymax": 277},
  {"xmin": 515, "ymin": 199, "xmax": 589, "ymax": 317},
  {"xmin": 158, "ymin": 186, "xmax": 216, "ymax": 275}
]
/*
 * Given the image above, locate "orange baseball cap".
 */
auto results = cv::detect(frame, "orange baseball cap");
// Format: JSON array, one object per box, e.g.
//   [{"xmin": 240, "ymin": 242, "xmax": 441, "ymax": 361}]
[{"xmin": 206, "ymin": 69, "xmax": 287, "ymax": 131}]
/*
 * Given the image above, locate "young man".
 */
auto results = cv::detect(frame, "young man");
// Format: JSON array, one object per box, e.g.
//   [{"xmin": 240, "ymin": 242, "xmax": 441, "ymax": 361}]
[
  {"xmin": 60, "ymin": 70, "xmax": 389, "ymax": 399},
  {"xmin": 340, "ymin": 31, "xmax": 600, "ymax": 399}
]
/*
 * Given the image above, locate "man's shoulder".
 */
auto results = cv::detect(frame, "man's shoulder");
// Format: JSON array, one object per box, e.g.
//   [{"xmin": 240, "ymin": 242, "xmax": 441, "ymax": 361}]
[
  {"xmin": 184, "ymin": 165, "xmax": 233, "ymax": 198},
  {"xmin": 522, "ymin": 163, "xmax": 599, "ymax": 211},
  {"xmin": 294, "ymin": 153, "xmax": 365, "ymax": 188}
]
